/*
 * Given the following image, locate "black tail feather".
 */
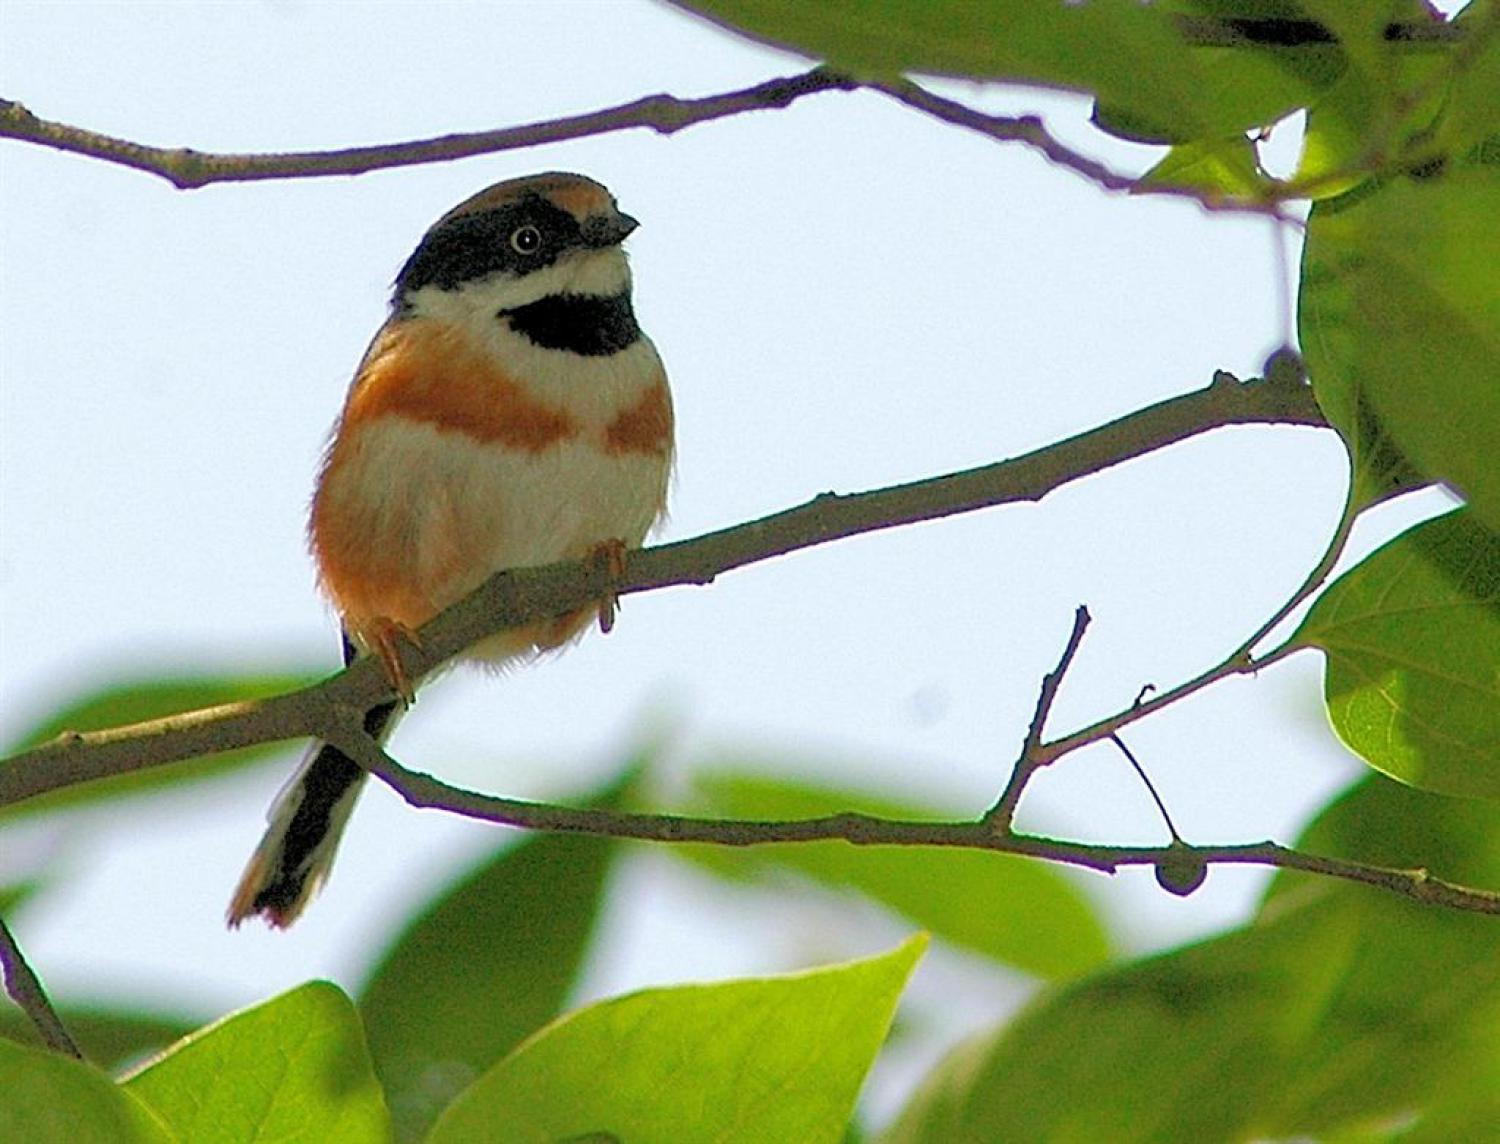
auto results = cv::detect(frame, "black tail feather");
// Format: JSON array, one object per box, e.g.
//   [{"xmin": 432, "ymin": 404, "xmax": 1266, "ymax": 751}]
[{"xmin": 228, "ymin": 628, "xmax": 402, "ymax": 927}]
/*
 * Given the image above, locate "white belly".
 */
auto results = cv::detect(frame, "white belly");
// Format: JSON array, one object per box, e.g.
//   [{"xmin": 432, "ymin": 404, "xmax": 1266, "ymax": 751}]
[{"xmin": 347, "ymin": 415, "xmax": 669, "ymax": 606}]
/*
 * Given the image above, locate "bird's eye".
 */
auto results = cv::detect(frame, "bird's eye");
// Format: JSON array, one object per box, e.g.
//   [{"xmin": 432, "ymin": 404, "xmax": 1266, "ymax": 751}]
[{"xmin": 509, "ymin": 225, "xmax": 542, "ymax": 255}]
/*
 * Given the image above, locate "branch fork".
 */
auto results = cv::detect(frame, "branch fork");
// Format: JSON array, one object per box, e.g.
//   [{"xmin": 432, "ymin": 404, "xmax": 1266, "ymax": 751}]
[
  {"xmin": 986, "ymin": 605, "xmax": 1092, "ymax": 833},
  {"xmin": 3, "ymin": 369, "xmax": 1494, "ymax": 975}
]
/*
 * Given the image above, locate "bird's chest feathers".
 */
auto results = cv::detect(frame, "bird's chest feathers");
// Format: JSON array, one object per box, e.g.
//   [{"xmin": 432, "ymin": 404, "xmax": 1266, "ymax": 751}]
[
  {"xmin": 315, "ymin": 315, "xmax": 671, "ymax": 624},
  {"xmin": 345, "ymin": 316, "xmax": 667, "ymax": 453}
]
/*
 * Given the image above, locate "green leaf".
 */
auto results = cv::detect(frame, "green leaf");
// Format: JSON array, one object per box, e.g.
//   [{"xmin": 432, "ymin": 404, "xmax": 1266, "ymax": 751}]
[
  {"xmin": 1, "ymin": 673, "xmax": 317, "ymax": 822},
  {"xmin": 359, "ymin": 764, "xmax": 638, "ymax": 1143},
  {"xmin": 1294, "ymin": 4, "xmax": 1455, "ymax": 200},
  {"xmin": 1138, "ymin": 135, "xmax": 1268, "ymax": 198},
  {"xmin": 686, "ymin": 1, "xmax": 1499, "ymax": 149},
  {"xmin": 122, "ymin": 981, "xmax": 389, "ymax": 1143},
  {"xmin": 677, "ymin": 1, "xmax": 1215, "ymax": 136},
  {"xmin": 429, "ymin": 934, "xmax": 927, "ymax": 1144},
  {"xmin": 1434, "ymin": 1, "xmax": 1500, "ymax": 154},
  {"xmin": 1104, "ymin": 1, "xmax": 1348, "ymax": 143},
  {"xmin": 679, "ymin": 771, "xmax": 1109, "ymax": 979},
  {"xmin": 0, "ymin": 878, "xmax": 42, "ymax": 915},
  {"xmin": 678, "ymin": 1, "xmax": 1487, "ymax": 150},
  {"xmin": 0, "ymin": 1037, "xmax": 169, "ymax": 1143},
  {"xmin": 1257, "ymin": 776, "xmax": 1500, "ymax": 1138},
  {"xmin": 0, "ymin": 1009, "xmax": 195, "ymax": 1073},
  {"xmin": 1288, "ymin": 510, "xmax": 1500, "ymax": 798},
  {"xmin": 884, "ymin": 915, "xmax": 1361, "ymax": 1143},
  {"xmin": 1263, "ymin": 774, "xmax": 1500, "ymax": 909},
  {"xmin": 1300, "ymin": 160, "xmax": 1500, "ymax": 526},
  {"xmin": 1296, "ymin": 1, "xmax": 1412, "ymax": 72},
  {"xmin": 881, "ymin": 779, "xmax": 1500, "ymax": 1143},
  {"xmin": 1296, "ymin": 68, "xmax": 1389, "ymax": 199},
  {"xmin": 1305, "ymin": 367, "xmax": 1431, "ymax": 510}
]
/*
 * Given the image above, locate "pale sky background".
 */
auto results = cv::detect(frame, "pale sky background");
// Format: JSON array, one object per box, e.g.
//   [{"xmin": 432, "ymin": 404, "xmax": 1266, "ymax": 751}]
[{"xmin": 0, "ymin": 0, "xmax": 1454, "ymax": 1120}]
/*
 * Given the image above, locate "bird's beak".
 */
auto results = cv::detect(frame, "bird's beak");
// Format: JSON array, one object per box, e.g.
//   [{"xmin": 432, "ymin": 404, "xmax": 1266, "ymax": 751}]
[{"xmin": 582, "ymin": 210, "xmax": 639, "ymax": 248}]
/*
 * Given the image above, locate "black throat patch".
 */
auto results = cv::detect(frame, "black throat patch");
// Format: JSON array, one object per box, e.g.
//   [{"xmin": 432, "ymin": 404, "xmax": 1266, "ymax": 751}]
[{"xmin": 499, "ymin": 291, "xmax": 641, "ymax": 357}]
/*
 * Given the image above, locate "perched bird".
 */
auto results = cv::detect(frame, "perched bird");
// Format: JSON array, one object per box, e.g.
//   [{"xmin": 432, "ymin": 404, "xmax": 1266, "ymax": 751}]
[{"xmin": 228, "ymin": 173, "xmax": 673, "ymax": 927}]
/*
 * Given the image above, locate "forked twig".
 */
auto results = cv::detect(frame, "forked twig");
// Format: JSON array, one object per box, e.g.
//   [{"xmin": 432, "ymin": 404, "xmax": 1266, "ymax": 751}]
[{"xmin": 985, "ymin": 605, "xmax": 1092, "ymax": 831}]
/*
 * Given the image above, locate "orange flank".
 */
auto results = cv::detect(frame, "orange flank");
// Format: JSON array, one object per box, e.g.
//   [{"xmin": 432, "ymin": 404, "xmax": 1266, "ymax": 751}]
[
  {"xmin": 604, "ymin": 376, "xmax": 673, "ymax": 455},
  {"xmin": 345, "ymin": 320, "xmax": 581, "ymax": 451},
  {"xmin": 309, "ymin": 493, "xmax": 446, "ymax": 641},
  {"xmin": 309, "ymin": 317, "xmax": 557, "ymax": 645}
]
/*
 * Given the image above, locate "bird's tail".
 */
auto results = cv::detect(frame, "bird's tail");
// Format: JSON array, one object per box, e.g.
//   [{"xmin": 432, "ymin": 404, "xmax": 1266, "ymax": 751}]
[{"xmin": 227, "ymin": 697, "xmax": 400, "ymax": 928}]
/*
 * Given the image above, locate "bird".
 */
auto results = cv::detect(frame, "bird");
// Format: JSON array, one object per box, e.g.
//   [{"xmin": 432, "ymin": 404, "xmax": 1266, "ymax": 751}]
[{"xmin": 228, "ymin": 172, "xmax": 673, "ymax": 928}]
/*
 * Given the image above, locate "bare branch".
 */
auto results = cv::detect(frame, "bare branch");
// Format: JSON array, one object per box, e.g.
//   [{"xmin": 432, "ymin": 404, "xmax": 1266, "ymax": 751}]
[
  {"xmin": 331, "ymin": 733, "xmax": 1500, "ymax": 917},
  {"xmin": 873, "ymin": 79, "xmax": 1140, "ymax": 190},
  {"xmin": 0, "ymin": 371, "xmax": 1327, "ymax": 812},
  {"xmin": 0, "ymin": 68, "xmax": 855, "ymax": 188},
  {"xmin": 871, "ymin": 77, "xmax": 1299, "ymax": 218},
  {"xmin": 0, "ymin": 373, "xmax": 1326, "ymax": 801},
  {"xmin": 0, "ymin": 915, "xmax": 82, "ymax": 1059},
  {"xmin": 0, "ymin": 366, "xmax": 1482, "ymax": 914},
  {"xmin": 1037, "ymin": 455, "xmax": 1359, "ymax": 764}
]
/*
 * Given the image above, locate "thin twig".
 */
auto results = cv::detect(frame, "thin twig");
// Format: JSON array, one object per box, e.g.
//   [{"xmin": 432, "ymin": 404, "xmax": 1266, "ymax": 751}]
[
  {"xmin": 1037, "ymin": 488, "xmax": 1357, "ymax": 762},
  {"xmin": 0, "ymin": 371, "xmax": 1327, "ymax": 811},
  {"xmin": 326, "ymin": 733, "xmax": 1500, "ymax": 916},
  {"xmin": 0, "ymin": 915, "xmax": 82, "ymax": 1059},
  {"xmin": 0, "ymin": 68, "xmax": 856, "ymax": 189},
  {"xmin": 985, "ymin": 605, "xmax": 1091, "ymax": 830},
  {"xmin": 1038, "ymin": 362, "xmax": 1356, "ymax": 763},
  {"xmin": 872, "ymin": 78, "xmax": 1141, "ymax": 191},
  {"xmin": 870, "ymin": 77, "xmax": 1298, "ymax": 218},
  {"xmin": 1024, "ymin": 607, "xmax": 1094, "ymax": 757},
  {"xmin": 1111, "ymin": 732, "xmax": 1183, "ymax": 843}
]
